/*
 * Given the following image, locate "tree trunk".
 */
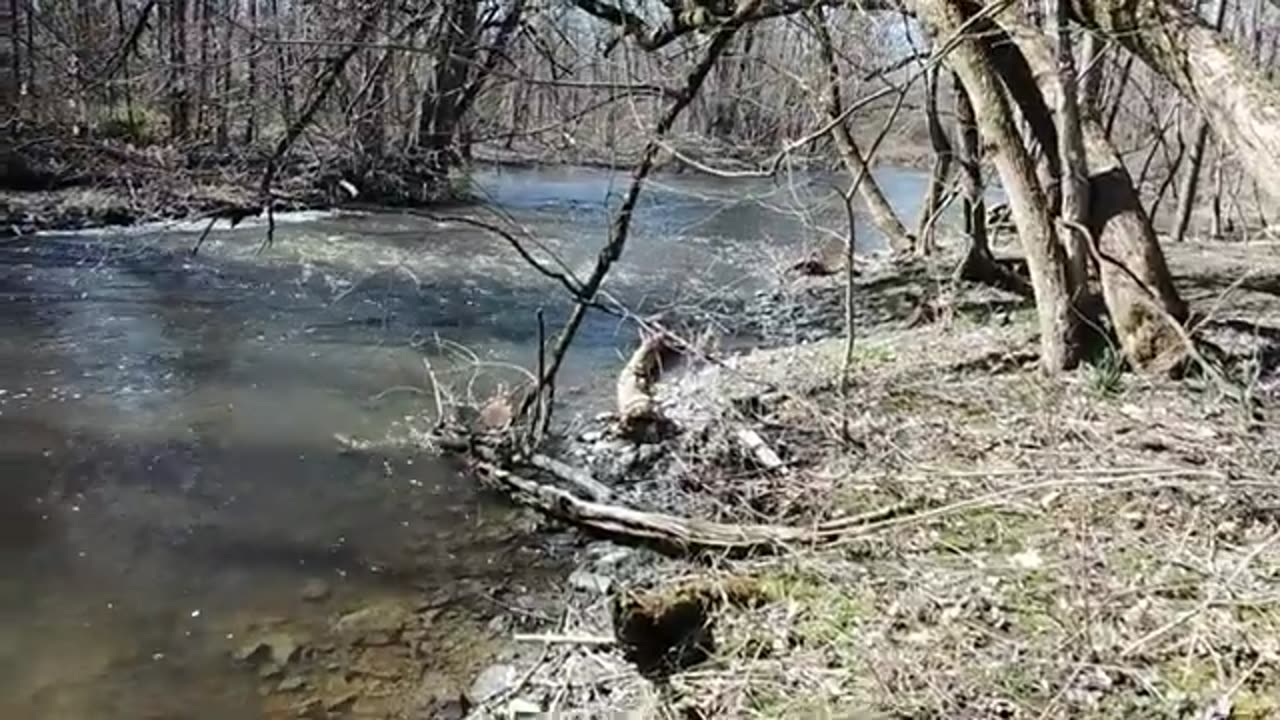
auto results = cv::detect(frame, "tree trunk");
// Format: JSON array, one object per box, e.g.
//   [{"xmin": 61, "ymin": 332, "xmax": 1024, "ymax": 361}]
[
  {"xmin": 1078, "ymin": 31, "xmax": 1104, "ymax": 119},
  {"xmin": 1170, "ymin": 0, "xmax": 1230, "ymax": 243},
  {"xmin": 811, "ymin": 14, "xmax": 916, "ymax": 254},
  {"xmin": 917, "ymin": 0, "xmax": 1081, "ymax": 372},
  {"xmin": 918, "ymin": 63, "xmax": 954, "ymax": 254},
  {"xmin": 169, "ymin": 0, "xmax": 190, "ymax": 140},
  {"xmin": 0, "ymin": 0, "xmax": 14, "ymax": 116},
  {"xmin": 991, "ymin": 11, "xmax": 1189, "ymax": 371},
  {"xmin": 953, "ymin": 76, "xmax": 1030, "ymax": 295},
  {"xmin": 245, "ymin": 0, "xmax": 258, "ymax": 145},
  {"xmin": 1075, "ymin": 0, "xmax": 1280, "ymax": 205},
  {"xmin": 1049, "ymin": 0, "xmax": 1091, "ymax": 300},
  {"xmin": 418, "ymin": 0, "xmax": 479, "ymax": 183}
]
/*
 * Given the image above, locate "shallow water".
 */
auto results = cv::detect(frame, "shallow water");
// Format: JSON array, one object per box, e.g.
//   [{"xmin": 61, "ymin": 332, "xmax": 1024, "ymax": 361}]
[{"xmin": 0, "ymin": 164, "xmax": 931, "ymax": 718}]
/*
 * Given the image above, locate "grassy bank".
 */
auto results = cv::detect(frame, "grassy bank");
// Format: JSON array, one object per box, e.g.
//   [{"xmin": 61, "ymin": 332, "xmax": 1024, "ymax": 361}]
[{"xmin": 463, "ymin": 238, "xmax": 1280, "ymax": 719}]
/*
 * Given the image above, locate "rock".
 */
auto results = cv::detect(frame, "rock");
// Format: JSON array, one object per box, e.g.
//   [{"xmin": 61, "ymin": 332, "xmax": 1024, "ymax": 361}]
[
  {"xmin": 568, "ymin": 569, "xmax": 613, "ymax": 595},
  {"xmin": 300, "ymin": 579, "xmax": 331, "ymax": 602},
  {"xmin": 465, "ymin": 663, "xmax": 516, "ymax": 705},
  {"xmin": 580, "ymin": 429, "xmax": 604, "ymax": 443},
  {"xmin": 507, "ymin": 698, "xmax": 542, "ymax": 715},
  {"xmin": 276, "ymin": 675, "xmax": 307, "ymax": 692},
  {"xmin": 331, "ymin": 601, "xmax": 412, "ymax": 646},
  {"xmin": 235, "ymin": 631, "xmax": 302, "ymax": 667}
]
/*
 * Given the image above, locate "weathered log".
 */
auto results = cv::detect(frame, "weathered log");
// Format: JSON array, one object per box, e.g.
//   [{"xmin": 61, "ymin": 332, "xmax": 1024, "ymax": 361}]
[{"xmin": 471, "ymin": 460, "xmax": 912, "ymax": 552}]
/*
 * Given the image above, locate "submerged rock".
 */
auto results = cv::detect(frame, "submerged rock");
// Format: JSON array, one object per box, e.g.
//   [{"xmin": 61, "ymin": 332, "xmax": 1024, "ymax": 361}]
[
  {"xmin": 234, "ymin": 631, "xmax": 302, "ymax": 667},
  {"xmin": 331, "ymin": 601, "xmax": 412, "ymax": 646}
]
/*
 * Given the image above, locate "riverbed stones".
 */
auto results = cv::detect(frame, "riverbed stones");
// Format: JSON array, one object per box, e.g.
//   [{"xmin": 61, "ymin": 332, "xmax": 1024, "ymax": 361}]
[
  {"xmin": 331, "ymin": 601, "xmax": 413, "ymax": 646},
  {"xmin": 465, "ymin": 663, "xmax": 516, "ymax": 705}
]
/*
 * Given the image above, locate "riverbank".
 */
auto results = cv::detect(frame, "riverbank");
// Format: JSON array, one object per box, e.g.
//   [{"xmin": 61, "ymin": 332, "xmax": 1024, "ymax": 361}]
[
  {"xmin": 2, "ymin": 131, "xmax": 933, "ymax": 236},
  {"xmin": 441, "ymin": 238, "xmax": 1280, "ymax": 718},
  {"xmin": 0, "ymin": 134, "xmax": 462, "ymax": 235}
]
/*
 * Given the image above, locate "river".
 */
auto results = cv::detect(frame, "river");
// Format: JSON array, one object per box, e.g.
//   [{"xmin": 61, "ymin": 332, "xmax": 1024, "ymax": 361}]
[{"xmin": 0, "ymin": 164, "xmax": 931, "ymax": 719}]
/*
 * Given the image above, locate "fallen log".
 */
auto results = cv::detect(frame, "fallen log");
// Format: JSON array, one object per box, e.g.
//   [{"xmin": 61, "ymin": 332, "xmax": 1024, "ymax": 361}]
[{"xmin": 472, "ymin": 460, "xmax": 912, "ymax": 553}]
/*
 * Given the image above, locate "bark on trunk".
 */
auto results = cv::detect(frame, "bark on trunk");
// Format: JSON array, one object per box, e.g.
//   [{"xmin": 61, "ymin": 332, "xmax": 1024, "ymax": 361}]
[
  {"xmin": 917, "ymin": 0, "xmax": 1081, "ymax": 372},
  {"xmin": 1074, "ymin": 0, "xmax": 1280, "ymax": 205},
  {"xmin": 993, "ymin": 13, "xmax": 1189, "ymax": 371}
]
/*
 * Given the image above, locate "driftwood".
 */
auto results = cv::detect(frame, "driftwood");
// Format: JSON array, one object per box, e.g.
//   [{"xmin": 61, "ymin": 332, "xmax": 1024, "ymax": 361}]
[
  {"xmin": 525, "ymin": 452, "xmax": 613, "ymax": 501},
  {"xmin": 472, "ymin": 460, "xmax": 911, "ymax": 552},
  {"xmin": 616, "ymin": 332, "xmax": 675, "ymax": 437}
]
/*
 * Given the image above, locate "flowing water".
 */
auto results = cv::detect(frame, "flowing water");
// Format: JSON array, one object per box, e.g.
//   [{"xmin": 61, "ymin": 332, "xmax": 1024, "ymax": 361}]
[{"xmin": 0, "ymin": 164, "xmax": 930, "ymax": 719}]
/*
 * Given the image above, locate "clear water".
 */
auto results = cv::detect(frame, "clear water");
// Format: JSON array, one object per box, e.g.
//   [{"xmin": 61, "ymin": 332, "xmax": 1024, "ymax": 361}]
[{"xmin": 0, "ymin": 164, "xmax": 932, "ymax": 718}]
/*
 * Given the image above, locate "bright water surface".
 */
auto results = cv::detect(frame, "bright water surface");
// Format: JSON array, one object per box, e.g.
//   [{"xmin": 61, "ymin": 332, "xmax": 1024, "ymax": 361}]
[{"xmin": 0, "ymin": 164, "xmax": 931, "ymax": 718}]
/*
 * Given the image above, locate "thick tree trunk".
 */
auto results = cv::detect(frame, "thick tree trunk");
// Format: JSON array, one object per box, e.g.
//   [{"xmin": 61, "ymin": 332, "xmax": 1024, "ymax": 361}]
[
  {"xmin": 1075, "ymin": 0, "xmax": 1280, "ymax": 205},
  {"xmin": 1170, "ymin": 0, "xmax": 1230, "ymax": 243},
  {"xmin": 917, "ymin": 0, "xmax": 1081, "ymax": 372},
  {"xmin": 992, "ymin": 12, "xmax": 1189, "ymax": 371}
]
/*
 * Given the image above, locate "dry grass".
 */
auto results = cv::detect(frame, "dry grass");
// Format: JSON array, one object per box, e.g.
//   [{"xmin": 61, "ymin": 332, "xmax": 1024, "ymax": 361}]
[{"xmin": 489, "ymin": 238, "xmax": 1280, "ymax": 719}]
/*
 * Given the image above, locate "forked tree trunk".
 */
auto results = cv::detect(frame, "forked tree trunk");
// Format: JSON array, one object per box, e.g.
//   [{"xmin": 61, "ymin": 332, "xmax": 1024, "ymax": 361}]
[
  {"xmin": 1074, "ymin": 0, "xmax": 1280, "ymax": 205},
  {"xmin": 916, "ymin": 0, "xmax": 1081, "ymax": 372},
  {"xmin": 991, "ymin": 12, "xmax": 1189, "ymax": 371}
]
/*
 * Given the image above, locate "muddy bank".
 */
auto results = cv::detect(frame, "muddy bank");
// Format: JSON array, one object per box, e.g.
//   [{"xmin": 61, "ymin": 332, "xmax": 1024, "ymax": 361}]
[{"xmin": 437, "ymin": 238, "xmax": 1280, "ymax": 718}]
